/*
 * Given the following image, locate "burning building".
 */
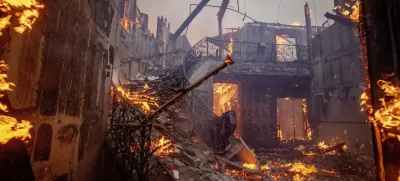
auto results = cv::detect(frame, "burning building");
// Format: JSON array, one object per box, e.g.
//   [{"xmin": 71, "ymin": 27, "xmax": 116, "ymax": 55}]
[{"xmin": 184, "ymin": 22, "xmax": 323, "ymax": 149}]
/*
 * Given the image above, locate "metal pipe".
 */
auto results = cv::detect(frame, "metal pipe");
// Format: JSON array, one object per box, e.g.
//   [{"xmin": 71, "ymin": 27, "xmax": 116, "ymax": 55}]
[
  {"xmin": 141, "ymin": 55, "xmax": 235, "ymax": 123},
  {"xmin": 173, "ymin": 0, "xmax": 210, "ymax": 39}
]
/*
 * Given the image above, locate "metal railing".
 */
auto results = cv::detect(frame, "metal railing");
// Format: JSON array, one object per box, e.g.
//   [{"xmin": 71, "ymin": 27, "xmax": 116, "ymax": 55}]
[{"xmin": 184, "ymin": 37, "xmax": 309, "ymax": 73}]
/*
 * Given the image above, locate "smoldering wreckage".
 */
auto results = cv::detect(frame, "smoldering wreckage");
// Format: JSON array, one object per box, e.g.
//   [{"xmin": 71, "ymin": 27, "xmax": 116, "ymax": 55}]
[
  {"xmin": 0, "ymin": 0, "xmax": 396, "ymax": 180},
  {"xmin": 105, "ymin": 54, "xmax": 375, "ymax": 181}
]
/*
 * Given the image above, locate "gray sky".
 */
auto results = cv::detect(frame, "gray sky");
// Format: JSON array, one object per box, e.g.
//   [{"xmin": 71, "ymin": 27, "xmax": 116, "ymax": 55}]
[{"xmin": 137, "ymin": 0, "xmax": 334, "ymax": 45}]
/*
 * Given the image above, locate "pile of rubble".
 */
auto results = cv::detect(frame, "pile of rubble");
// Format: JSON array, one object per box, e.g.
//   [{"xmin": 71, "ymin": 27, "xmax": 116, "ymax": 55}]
[{"xmin": 113, "ymin": 59, "xmax": 376, "ymax": 181}]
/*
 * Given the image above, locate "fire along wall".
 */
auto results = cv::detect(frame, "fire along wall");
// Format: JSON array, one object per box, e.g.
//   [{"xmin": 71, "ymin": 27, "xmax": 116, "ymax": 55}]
[
  {"xmin": 0, "ymin": 0, "xmax": 124, "ymax": 180},
  {"xmin": 311, "ymin": 22, "xmax": 373, "ymax": 153}
]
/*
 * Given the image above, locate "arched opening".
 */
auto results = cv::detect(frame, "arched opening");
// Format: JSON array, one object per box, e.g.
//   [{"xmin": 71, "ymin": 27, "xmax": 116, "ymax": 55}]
[{"xmin": 34, "ymin": 123, "xmax": 53, "ymax": 161}]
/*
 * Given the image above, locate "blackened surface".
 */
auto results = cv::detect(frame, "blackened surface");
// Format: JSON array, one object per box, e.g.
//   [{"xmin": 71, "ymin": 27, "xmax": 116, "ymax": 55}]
[
  {"xmin": 90, "ymin": 0, "xmax": 114, "ymax": 37},
  {"xmin": 53, "ymin": 173, "xmax": 68, "ymax": 181},
  {"xmin": 39, "ymin": 88, "xmax": 59, "ymax": 116},
  {"xmin": 63, "ymin": 13, "xmax": 90, "ymax": 117},
  {"xmin": 109, "ymin": 45, "xmax": 114, "ymax": 65},
  {"xmin": 57, "ymin": 124, "xmax": 79, "ymax": 144},
  {"xmin": 34, "ymin": 123, "xmax": 52, "ymax": 161},
  {"xmin": 78, "ymin": 121, "xmax": 90, "ymax": 162},
  {"xmin": 0, "ymin": 139, "xmax": 36, "ymax": 181}
]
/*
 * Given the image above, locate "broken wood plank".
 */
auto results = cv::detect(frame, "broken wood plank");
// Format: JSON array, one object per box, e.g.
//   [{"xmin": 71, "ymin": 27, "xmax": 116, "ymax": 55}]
[
  {"xmin": 215, "ymin": 155, "xmax": 261, "ymax": 174},
  {"xmin": 222, "ymin": 138, "xmax": 244, "ymax": 160},
  {"xmin": 236, "ymin": 137, "xmax": 257, "ymax": 164}
]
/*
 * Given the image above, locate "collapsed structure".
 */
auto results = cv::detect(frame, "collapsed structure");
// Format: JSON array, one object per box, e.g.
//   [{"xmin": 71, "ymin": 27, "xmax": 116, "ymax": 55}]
[{"xmin": 0, "ymin": 0, "xmax": 386, "ymax": 180}]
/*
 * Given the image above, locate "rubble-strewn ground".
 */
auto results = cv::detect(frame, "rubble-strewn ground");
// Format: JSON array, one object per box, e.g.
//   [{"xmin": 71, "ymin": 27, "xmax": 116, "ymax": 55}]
[
  {"xmin": 147, "ymin": 133, "xmax": 376, "ymax": 181},
  {"xmin": 255, "ymin": 146, "xmax": 376, "ymax": 181}
]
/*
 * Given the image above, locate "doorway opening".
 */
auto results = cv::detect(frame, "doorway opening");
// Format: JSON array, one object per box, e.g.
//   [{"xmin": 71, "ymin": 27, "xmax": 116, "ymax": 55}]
[
  {"xmin": 213, "ymin": 83, "xmax": 241, "ymax": 136},
  {"xmin": 277, "ymin": 97, "xmax": 307, "ymax": 141}
]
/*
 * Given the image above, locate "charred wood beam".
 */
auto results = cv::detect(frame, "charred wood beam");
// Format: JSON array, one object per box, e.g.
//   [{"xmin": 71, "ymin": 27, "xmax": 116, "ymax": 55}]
[
  {"xmin": 359, "ymin": 0, "xmax": 400, "ymax": 180},
  {"xmin": 324, "ymin": 12, "xmax": 357, "ymax": 26},
  {"xmin": 172, "ymin": 0, "xmax": 210, "ymax": 40}
]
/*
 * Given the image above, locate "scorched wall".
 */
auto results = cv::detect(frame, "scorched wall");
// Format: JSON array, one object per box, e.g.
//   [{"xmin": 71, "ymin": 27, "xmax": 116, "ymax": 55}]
[{"xmin": 0, "ymin": 0, "xmax": 119, "ymax": 180}]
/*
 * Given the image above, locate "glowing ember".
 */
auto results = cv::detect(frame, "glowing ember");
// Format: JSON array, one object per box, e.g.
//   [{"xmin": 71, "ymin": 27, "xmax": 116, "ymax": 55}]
[
  {"xmin": 225, "ymin": 54, "xmax": 233, "ymax": 65},
  {"xmin": 290, "ymin": 21, "xmax": 302, "ymax": 26},
  {"xmin": 261, "ymin": 164, "xmax": 270, "ymax": 171},
  {"xmin": 289, "ymin": 162, "xmax": 318, "ymax": 175},
  {"xmin": 0, "ymin": 0, "xmax": 45, "ymax": 34},
  {"xmin": 153, "ymin": 136, "xmax": 174, "ymax": 157},
  {"xmin": 333, "ymin": 1, "xmax": 360, "ymax": 23},
  {"xmin": 243, "ymin": 163, "xmax": 258, "ymax": 170},
  {"xmin": 115, "ymin": 86, "xmax": 159, "ymax": 113},
  {"xmin": 227, "ymin": 38, "xmax": 233, "ymax": 55},
  {"xmin": 318, "ymin": 141, "xmax": 329, "ymax": 149}
]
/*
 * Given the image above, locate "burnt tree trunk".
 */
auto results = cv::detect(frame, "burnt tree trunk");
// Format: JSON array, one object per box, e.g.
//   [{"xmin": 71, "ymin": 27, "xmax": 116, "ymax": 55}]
[{"xmin": 360, "ymin": 0, "xmax": 400, "ymax": 180}]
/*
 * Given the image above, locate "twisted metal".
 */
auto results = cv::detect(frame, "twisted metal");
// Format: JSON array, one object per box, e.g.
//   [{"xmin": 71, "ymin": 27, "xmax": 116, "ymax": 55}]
[{"xmin": 108, "ymin": 87, "xmax": 154, "ymax": 181}]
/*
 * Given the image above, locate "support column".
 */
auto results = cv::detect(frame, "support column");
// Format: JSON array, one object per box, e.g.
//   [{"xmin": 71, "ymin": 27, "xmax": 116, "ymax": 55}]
[{"xmin": 360, "ymin": 0, "xmax": 400, "ymax": 180}]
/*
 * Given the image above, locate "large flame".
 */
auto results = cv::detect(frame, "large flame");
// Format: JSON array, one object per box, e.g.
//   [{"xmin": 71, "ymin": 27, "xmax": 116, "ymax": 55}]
[
  {"xmin": 360, "ymin": 78, "xmax": 400, "ymax": 141},
  {"xmin": 120, "ymin": 0, "xmax": 130, "ymax": 33},
  {"xmin": 0, "ymin": 116, "xmax": 32, "ymax": 144},
  {"xmin": 0, "ymin": 62, "xmax": 33, "ymax": 144},
  {"xmin": 0, "ymin": 62, "xmax": 32, "ymax": 144},
  {"xmin": 289, "ymin": 162, "xmax": 318, "ymax": 175},
  {"xmin": 0, "ymin": 0, "xmax": 44, "ymax": 34},
  {"xmin": 0, "ymin": 0, "xmax": 42, "ymax": 144},
  {"xmin": 333, "ymin": 1, "xmax": 360, "ymax": 23}
]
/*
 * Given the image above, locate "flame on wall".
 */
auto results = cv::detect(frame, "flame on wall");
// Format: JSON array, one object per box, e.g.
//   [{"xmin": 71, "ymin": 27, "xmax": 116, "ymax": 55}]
[
  {"xmin": 0, "ymin": 0, "xmax": 44, "ymax": 34},
  {"xmin": 0, "ymin": 0, "xmax": 43, "ymax": 144},
  {"xmin": 115, "ymin": 85, "xmax": 159, "ymax": 114},
  {"xmin": 333, "ymin": 1, "xmax": 360, "ymax": 23},
  {"xmin": 228, "ymin": 38, "xmax": 233, "ymax": 55},
  {"xmin": 360, "ymin": 77, "xmax": 400, "ymax": 141}
]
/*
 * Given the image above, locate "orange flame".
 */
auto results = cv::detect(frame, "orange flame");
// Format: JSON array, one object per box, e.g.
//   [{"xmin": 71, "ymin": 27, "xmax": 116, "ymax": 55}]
[
  {"xmin": 0, "ymin": 116, "xmax": 32, "ymax": 144},
  {"xmin": 0, "ymin": 0, "xmax": 44, "ymax": 34},
  {"xmin": 115, "ymin": 85, "xmax": 159, "ymax": 113},
  {"xmin": 153, "ymin": 136, "xmax": 174, "ymax": 157},
  {"xmin": 360, "ymin": 78, "xmax": 400, "ymax": 141},
  {"xmin": 243, "ymin": 163, "xmax": 258, "ymax": 170},
  {"xmin": 318, "ymin": 141, "xmax": 329, "ymax": 149},
  {"xmin": 333, "ymin": 1, "xmax": 360, "ymax": 22},
  {"xmin": 120, "ymin": 0, "xmax": 130, "ymax": 33},
  {"xmin": 228, "ymin": 38, "xmax": 233, "ymax": 55}
]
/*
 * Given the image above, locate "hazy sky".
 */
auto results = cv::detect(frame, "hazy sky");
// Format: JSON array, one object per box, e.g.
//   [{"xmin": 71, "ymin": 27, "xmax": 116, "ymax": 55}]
[{"xmin": 137, "ymin": 0, "xmax": 334, "ymax": 45}]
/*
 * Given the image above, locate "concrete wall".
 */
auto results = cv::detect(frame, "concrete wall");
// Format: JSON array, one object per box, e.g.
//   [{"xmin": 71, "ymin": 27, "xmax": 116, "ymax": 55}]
[
  {"xmin": 311, "ymin": 22, "xmax": 373, "ymax": 153},
  {"xmin": 112, "ymin": 15, "xmax": 163, "ymax": 85}
]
